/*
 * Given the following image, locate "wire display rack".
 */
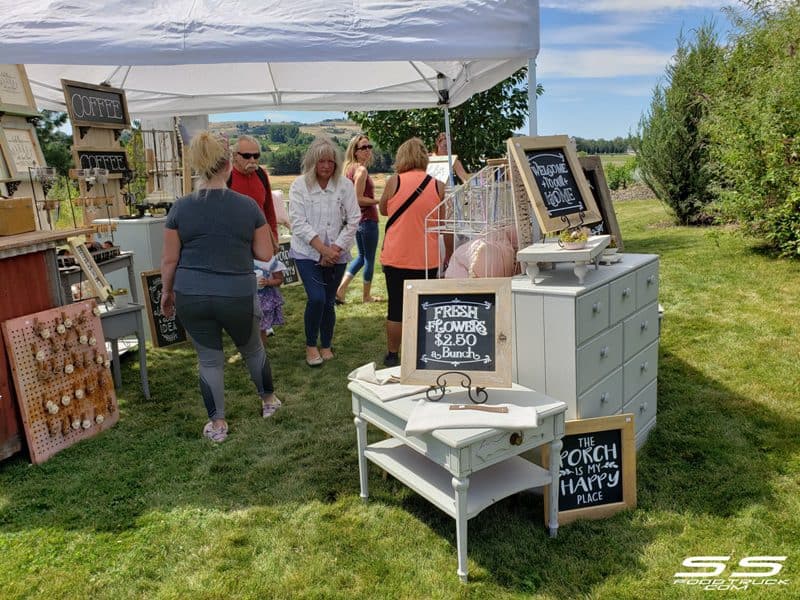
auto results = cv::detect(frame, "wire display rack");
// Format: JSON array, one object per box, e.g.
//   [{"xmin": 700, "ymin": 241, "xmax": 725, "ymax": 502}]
[{"xmin": 424, "ymin": 163, "xmax": 521, "ymax": 279}]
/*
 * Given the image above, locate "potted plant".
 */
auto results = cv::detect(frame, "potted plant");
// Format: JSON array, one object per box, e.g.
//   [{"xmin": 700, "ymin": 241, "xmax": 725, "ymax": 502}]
[
  {"xmin": 603, "ymin": 235, "xmax": 618, "ymax": 255},
  {"xmin": 558, "ymin": 227, "xmax": 589, "ymax": 250}
]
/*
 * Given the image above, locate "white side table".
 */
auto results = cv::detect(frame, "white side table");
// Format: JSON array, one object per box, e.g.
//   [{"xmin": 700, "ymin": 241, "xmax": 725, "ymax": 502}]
[
  {"xmin": 350, "ymin": 380, "xmax": 567, "ymax": 582},
  {"xmin": 518, "ymin": 235, "xmax": 610, "ymax": 284}
]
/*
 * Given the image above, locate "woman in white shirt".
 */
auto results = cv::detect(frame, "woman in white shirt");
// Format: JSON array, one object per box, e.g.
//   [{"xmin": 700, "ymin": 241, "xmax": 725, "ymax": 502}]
[{"xmin": 289, "ymin": 137, "xmax": 360, "ymax": 366}]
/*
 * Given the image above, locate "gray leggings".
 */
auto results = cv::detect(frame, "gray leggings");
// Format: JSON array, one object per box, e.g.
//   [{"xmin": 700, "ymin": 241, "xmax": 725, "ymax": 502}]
[{"xmin": 175, "ymin": 293, "xmax": 274, "ymax": 421}]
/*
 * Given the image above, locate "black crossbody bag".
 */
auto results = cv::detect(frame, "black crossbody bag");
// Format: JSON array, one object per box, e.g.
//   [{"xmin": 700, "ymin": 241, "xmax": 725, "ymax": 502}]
[{"xmin": 384, "ymin": 174, "xmax": 434, "ymax": 235}]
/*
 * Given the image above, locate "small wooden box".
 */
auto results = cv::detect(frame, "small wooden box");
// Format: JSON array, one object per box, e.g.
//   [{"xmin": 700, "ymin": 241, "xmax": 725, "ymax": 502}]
[{"xmin": 0, "ymin": 197, "xmax": 36, "ymax": 236}]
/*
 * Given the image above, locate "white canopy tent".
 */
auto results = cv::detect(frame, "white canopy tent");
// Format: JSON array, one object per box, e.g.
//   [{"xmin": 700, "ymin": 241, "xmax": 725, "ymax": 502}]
[{"xmin": 1, "ymin": 0, "xmax": 540, "ymax": 120}]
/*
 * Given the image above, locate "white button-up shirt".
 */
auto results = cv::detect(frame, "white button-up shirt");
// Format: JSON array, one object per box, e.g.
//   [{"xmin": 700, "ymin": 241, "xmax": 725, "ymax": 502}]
[{"xmin": 288, "ymin": 174, "xmax": 360, "ymax": 262}]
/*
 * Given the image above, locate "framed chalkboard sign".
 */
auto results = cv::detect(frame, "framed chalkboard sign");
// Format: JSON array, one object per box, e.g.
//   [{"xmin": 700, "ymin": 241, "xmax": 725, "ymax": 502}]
[
  {"xmin": 61, "ymin": 79, "xmax": 131, "ymax": 129},
  {"xmin": 543, "ymin": 414, "xmax": 636, "ymax": 524},
  {"xmin": 0, "ymin": 64, "xmax": 39, "ymax": 117},
  {"xmin": 276, "ymin": 241, "xmax": 300, "ymax": 286},
  {"xmin": 507, "ymin": 135, "xmax": 602, "ymax": 234},
  {"xmin": 400, "ymin": 278, "xmax": 512, "ymax": 388},
  {"xmin": 140, "ymin": 269, "xmax": 187, "ymax": 348},
  {"xmin": 73, "ymin": 148, "xmax": 130, "ymax": 177},
  {"xmin": 579, "ymin": 156, "xmax": 624, "ymax": 251},
  {"xmin": 0, "ymin": 125, "xmax": 46, "ymax": 178}
]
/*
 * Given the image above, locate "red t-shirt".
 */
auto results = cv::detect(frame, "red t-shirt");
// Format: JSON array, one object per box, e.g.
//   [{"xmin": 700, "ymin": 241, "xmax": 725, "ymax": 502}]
[{"xmin": 229, "ymin": 168, "xmax": 278, "ymax": 241}]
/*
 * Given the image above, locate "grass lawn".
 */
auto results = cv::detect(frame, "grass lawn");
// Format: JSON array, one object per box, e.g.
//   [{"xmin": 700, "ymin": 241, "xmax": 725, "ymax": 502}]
[{"xmin": 1, "ymin": 197, "xmax": 799, "ymax": 598}]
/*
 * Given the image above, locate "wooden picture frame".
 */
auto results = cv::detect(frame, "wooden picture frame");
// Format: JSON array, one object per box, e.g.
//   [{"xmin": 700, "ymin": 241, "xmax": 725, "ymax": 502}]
[
  {"xmin": 506, "ymin": 135, "xmax": 602, "ymax": 234},
  {"xmin": 542, "ymin": 414, "xmax": 637, "ymax": 525},
  {"xmin": 0, "ymin": 125, "xmax": 46, "ymax": 178},
  {"xmin": 61, "ymin": 79, "xmax": 131, "ymax": 130},
  {"xmin": 579, "ymin": 155, "xmax": 624, "ymax": 251},
  {"xmin": 67, "ymin": 241, "xmax": 115, "ymax": 302},
  {"xmin": 140, "ymin": 270, "xmax": 187, "ymax": 348},
  {"xmin": 0, "ymin": 64, "xmax": 39, "ymax": 117},
  {"xmin": 400, "ymin": 277, "xmax": 512, "ymax": 388}
]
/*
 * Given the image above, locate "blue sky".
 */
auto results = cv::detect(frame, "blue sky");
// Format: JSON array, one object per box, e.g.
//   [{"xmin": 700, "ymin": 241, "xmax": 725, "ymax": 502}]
[{"xmin": 211, "ymin": 1, "xmax": 730, "ymax": 140}]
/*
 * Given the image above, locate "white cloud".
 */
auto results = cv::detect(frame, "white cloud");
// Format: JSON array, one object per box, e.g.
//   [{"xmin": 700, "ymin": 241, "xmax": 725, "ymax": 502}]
[
  {"xmin": 544, "ymin": 22, "xmax": 647, "ymax": 45},
  {"xmin": 540, "ymin": 0, "xmax": 726, "ymax": 12},
  {"xmin": 537, "ymin": 47, "xmax": 673, "ymax": 78}
]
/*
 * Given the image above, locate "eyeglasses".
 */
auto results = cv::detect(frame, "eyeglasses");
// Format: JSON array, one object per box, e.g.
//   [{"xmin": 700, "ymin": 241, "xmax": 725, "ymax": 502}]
[
  {"xmin": 237, "ymin": 152, "xmax": 260, "ymax": 160},
  {"xmin": 356, "ymin": 144, "xmax": 373, "ymax": 151}
]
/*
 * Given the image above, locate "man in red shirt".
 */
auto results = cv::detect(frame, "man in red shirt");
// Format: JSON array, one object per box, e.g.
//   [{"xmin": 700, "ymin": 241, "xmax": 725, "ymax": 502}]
[{"xmin": 229, "ymin": 135, "xmax": 279, "ymax": 245}]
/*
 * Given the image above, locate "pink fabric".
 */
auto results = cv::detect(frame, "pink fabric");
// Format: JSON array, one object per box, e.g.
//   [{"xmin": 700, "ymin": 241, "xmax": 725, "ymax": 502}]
[{"xmin": 445, "ymin": 236, "xmax": 515, "ymax": 278}]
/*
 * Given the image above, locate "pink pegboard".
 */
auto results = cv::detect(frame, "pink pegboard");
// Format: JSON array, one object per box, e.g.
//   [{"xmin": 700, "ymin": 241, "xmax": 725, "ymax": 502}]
[{"xmin": 1, "ymin": 299, "xmax": 119, "ymax": 464}]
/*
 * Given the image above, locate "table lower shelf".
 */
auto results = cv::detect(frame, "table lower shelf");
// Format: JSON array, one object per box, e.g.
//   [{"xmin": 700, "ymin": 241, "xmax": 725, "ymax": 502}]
[{"xmin": 364, "ymin": 438, "xmax": 552, "ymax": 520}]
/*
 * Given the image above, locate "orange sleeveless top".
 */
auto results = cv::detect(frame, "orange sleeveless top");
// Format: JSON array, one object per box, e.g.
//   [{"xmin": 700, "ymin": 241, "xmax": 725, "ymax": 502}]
[{"xmin": 380, "ymin": 170, "xmax": 442, "ymax": 269}]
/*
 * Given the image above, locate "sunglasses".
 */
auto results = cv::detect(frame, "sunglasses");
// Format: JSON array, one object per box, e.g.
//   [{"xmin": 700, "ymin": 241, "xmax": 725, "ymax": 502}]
[
  {"xmin": 237, "ymin": 152, "xmax": 260, "ymax": 160},
  {"xmin": 357, "ymin": 144, "xmax": 373, "ymax": 151}
]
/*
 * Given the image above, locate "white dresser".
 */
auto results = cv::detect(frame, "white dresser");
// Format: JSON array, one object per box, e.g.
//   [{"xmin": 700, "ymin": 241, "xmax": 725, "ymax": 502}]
[{"xmin": 511, "ymin": 254, "xmax": 659, "ymax": 448}]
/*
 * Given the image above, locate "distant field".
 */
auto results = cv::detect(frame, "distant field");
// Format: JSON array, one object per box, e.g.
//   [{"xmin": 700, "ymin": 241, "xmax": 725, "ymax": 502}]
[
  {"xmin": 270, "ymin": 172, "xmax": 389, "ymax": 198},
  {"xmin": 597, "ymin": 153, "xmax": 635, "ymax": 167}
]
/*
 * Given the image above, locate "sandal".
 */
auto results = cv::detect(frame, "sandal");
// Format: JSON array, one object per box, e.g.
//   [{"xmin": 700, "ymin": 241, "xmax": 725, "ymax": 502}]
[
  {"xmin": 306, "ymin": 347, "xmax": 323, "ymax": 367},
  {"xmin": 203, "ymin": 421, "xmax": 228, "ymax": 443},
  {"xmin": 262, "ymin": 395, "xmax": 282, "ymax": 418}
]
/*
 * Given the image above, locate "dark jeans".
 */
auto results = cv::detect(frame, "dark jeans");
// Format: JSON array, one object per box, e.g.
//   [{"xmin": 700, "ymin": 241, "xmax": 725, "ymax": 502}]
[
  {"xmin": 346, "ymin": 219, "xmax": 379, "ymax": 282},
  {"xmin": 295, "ymin": 259, "xmax": 346, "ymax": 348}
]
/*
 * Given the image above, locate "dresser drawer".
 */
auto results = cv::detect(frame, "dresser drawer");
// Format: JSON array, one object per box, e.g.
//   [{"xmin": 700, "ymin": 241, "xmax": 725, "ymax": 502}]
[
  {"xmin": 576, "ymin": 285, "xmax": 610, "ymax": 344},
  {"xmin": 623, "ymin": 302, "xmax": 660, "ymax": 360},
  {"xmin": 609, "ymin": 272, "xmax": 637, "ymax": 324},
  {"xmin": 577, "ymin": 324, "xmax": 622, "ymax": 393},
  {"xmin": 623, "ymin": 379, "xmax": 657, "ymax": 435},
  {"xmin": 623, "ymin": 341, "xmax": 659, "ymax": 401},
  {"xmin": 470, "ymin": 422, "xmax": 552, "ymax": 470},
  {"xmin": 577, "ymin": 368, "xmax": 623, "ymax": 419},
  {"xmin": 636, "ymin": 261, "xmax": 659, "ymax": 309}
]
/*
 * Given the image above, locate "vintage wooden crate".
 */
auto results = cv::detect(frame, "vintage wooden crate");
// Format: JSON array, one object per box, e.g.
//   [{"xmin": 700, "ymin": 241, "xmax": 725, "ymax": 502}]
[{"xmin": 0, "ymin": 197, "xmax": 36, "ymax": 236}]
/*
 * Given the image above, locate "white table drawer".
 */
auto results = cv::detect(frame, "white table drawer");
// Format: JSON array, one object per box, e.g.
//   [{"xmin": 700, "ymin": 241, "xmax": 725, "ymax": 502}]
[
  {"xmin": 636, "ymin": 261, "xmax": 659, "ymax": 309},
  {"xmin": 623, "ymin": 341, "xmax": 659, "ymax": 401},
  {"xmin": 576, "ymin": 285, "xmax": 610, "ymax": 344},
  {"xmin": 577, "ymin": 368, "xmax": 623, "ymax": 419},
  {"xmin": 609, "ymin": 272, "xmax": 637, "ymax": 324},
  {"xmin": 623, "ymin": 302, "xmax": 660, "ymax": 360},
  {"xmin": 623, "ymin": 379, "xmax": 657, "ymax": 435},
  {"xmin": 470, "ymin": 423, "xmax": 551, "ymax": 470},
  {"xmin": 577, "ymin": 324, "xmax": 622, "ymax": 393}
]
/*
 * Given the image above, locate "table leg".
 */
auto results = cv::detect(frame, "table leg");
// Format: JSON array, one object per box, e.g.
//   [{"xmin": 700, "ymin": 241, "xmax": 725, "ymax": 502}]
[
  {"xmin": 111, "ymin": 339, "xmax": 122, "ymax": 388},
  {"xmin": 523, "ymin": 261, "xmax": 540, "ymax": 284},
  {"xmin": 354, "ymin": 415, "xmax": 369, "ymax": 502},
  {"xmin": 548, "ymin": 438, "xmax": 562, "ymax": 538},
  {"xmin": 452, "ymin": 476, "xmax": 470, "ymax": 582},
  {"xmin": 573, "ymin": 261, "xmax": 589, "ymax": 284},
  {"xmin": 135, "ymin": 314, "xmax": 150, "ymax": 400}
]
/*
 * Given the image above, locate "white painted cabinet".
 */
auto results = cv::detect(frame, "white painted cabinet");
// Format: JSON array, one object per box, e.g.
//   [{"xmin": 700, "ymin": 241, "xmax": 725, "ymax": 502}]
[{"xmin": 511, "ymin": 254, "xmax": 660, "ymax": 448}]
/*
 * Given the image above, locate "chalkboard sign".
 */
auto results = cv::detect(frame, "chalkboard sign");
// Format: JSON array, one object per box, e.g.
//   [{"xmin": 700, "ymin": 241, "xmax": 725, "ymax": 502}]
[
  {"xmin": 579, "ymin": 156, "xmax": 624, "ymax": 251},
  {"xmin": 74, "ymin": 149, "xmax": 130, "ymax": 176},
  {"xmin": 140, "ymin": 270, "xmax": 187, "ymax": 348},
  {"xmin": 276, "ymin": 242, "xmax": 300, "ymax": 286},
  {"xmin": 507, "ymin": 135, "xmax": 602, "ymax": 234},
  {"xmin": 61, "ymin": 79, "xmax": 131, "ymax": 129},
  {"xmin": 400, "ymin": 278, "xmax": 512, "ymax": 388},
  {"xmin": 543, "ymin": 414, "xmax": 636, "ymax": 524}
]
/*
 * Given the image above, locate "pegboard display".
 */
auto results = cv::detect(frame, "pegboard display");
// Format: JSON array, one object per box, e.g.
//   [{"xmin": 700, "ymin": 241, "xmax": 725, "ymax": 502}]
[{"xmin": 1, "ymin": 299, "xmax": 119, "ymax": 464}]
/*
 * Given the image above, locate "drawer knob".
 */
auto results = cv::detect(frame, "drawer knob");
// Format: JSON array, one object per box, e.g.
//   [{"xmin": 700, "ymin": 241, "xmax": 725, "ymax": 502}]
[
  {"xmin": 622, "ymin": 287, "xmax": 631, "ymax": 298},
  {"xmin": 592, "ymin": 302, "xmax": 602, "ymax": 313},
  {"xmin": 509, "ymin": 432, "xmax": 524, "ymax": 446},
  {"xmin": 647, "ymin": 275, "xmax": 656, "ymax": 285},
  {"xmin": 640, "ymin": 402, "xmax": 648, "ymax": 412},
  {"xmin": 600, "ymin": 346, "xmax": 609, "ymax": 358},
  {"xmin": 641, "ymin": 320, "xmax": 649, "ymax": 331},
  {"xmin": 641, "ymin": 361, "xmax": 649, "ymax": 372},
  {"xmin": 600, "ymin": 392, "xmax": 609, "ymax": 403}
]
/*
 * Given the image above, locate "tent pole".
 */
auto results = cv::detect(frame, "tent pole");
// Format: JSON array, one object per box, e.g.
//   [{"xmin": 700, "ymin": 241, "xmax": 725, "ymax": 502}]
[
  {"xmin": 443, "ymin": 106, "xmax": 455, "ymax": 188},
  {"xmin": 528, "ymin": 58, "xmax": 538, "ymax": 135}
]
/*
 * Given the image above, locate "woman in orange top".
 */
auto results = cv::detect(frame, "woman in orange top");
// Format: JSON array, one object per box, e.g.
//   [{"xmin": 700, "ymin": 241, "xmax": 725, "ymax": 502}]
[{"xmin": 379, "ymin": 137, "xmax": 453, "ymax": 367}]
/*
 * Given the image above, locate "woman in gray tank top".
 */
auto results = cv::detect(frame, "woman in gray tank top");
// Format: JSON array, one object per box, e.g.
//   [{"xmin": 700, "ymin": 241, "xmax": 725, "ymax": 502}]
[{"xmin": 160, "ymin": 131, "xmax": 280, "ymax": 443}]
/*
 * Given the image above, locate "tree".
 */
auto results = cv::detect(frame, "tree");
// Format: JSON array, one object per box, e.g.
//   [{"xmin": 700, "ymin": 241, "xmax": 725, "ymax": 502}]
[
  {"xmin": 348, "ymin": 68, "xmax": 539, "ymax": 172},
  {"xmin": 34, "ymin": 110, "xmax": 73, "ymax": 176},
  {"xmin": 635, "ymin": 23, "xmax": 723, "ymax": 225}
]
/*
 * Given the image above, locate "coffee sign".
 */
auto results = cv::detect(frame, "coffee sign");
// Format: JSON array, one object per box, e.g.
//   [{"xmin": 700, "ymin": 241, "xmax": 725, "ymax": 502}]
[
  {"xmin": 62, "ymin": 79, "xmax": 130, "ymax": 129},
  {"xmin": 400, "ymin": 278, "xmax": 511, "ymax": 388},
  {"xmin": 507, "ymin": 135, "xmax": 602, "ymax": 234},
  {"xmin": 74, "ymin": 149, "xmax": 130, "ymax": 175}
]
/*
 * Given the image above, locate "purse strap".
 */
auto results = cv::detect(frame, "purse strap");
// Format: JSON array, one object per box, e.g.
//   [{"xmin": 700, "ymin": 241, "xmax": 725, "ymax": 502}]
[{"xmin": 384, "ymin": 174, "xmax": 433, "ymax": 234}]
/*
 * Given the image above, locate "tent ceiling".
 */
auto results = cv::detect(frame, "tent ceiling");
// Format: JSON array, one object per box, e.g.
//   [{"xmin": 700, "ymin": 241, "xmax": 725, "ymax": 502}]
[{"xmin": 2, "ymin": 0, "xmax": 539, "ymax": 118}]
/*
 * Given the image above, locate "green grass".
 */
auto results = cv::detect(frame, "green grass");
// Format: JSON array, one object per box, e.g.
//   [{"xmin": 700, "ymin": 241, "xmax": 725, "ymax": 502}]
[{"xmin": 2, "ymin": 198, "xmax": 800, "ymax": 598}]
